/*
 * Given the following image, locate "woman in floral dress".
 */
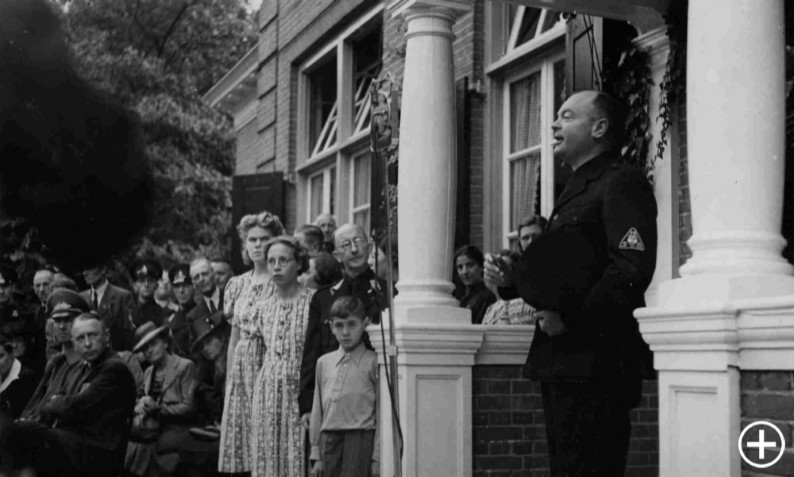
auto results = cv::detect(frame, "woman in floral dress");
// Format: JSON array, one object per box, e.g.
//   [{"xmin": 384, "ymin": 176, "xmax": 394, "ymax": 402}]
[
  {"xmin": 251, "ymin": 236, "xmax": 314, "ymax": 477},
  {"xmin": 218, "ymin": 211, "xmax": 283, "ymax": 474}
]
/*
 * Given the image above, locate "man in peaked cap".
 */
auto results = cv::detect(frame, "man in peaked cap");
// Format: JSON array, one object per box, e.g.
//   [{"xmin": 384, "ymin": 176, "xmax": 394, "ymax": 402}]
[
  {"xmin": 20, "ymin": 289, "xmax": 90, "ymax": 423},
  {"xmin": 164, "ymin": 264, "xmax": 196, "ymax": 357},
  {"xmin": 130, "ymin": 258, "xmax": 167, "ymax": 328}
]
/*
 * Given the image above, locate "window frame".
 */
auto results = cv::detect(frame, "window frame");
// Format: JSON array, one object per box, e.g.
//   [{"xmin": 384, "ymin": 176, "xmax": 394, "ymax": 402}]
[
  {"xmin": 295, "ymin": 4, "xmax": 384, "ymax": 226},
  {"xmin": 348, "ymin": 148, "xmax": 371, "ymax": 232},
  {"xmin": 484, "ymin": 3, "xmax": 567, "ymax": 252}
]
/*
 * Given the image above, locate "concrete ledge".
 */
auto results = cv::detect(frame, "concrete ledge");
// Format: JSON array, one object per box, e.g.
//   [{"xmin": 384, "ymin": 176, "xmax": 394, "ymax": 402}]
[{"xmin": 475, "ymin": 325, "xmax": 534, "ymax": 366}]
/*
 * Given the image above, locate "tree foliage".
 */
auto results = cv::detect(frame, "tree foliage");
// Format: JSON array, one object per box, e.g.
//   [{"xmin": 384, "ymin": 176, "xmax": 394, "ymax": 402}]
[{"xmin": 57, "ymin": 0, "xmax": 257, "ymax": 268}]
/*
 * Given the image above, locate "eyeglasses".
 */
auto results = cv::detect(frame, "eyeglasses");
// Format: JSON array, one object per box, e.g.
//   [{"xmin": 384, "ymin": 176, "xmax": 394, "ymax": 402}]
[
  {"xmin": 267, "ymin": 257, "xmax": 296, "ymax": 267},
  {"xmin": 337, "ymin": 236, "xmax": 368, "ymax": 252}
]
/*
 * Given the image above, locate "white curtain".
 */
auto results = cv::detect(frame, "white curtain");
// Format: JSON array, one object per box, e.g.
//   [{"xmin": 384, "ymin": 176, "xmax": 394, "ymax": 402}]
[{"xmin": 509, "ymin": 72, "xmax": 542, "ymax": 230}]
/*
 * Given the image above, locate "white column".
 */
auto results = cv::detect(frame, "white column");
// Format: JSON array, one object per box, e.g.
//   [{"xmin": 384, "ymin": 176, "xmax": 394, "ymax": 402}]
[
  {"xmin": 678, "ymin": 0, "xmax": 791, "ymax": 280},
  {"xmin": 634, "ymin": 27, "xmax": 671, "ymax": 307},
  {"xmin": 393, "ymin": 0, "xmax": 471, "ymax": 324},
  {"xmin": 376, "ymin": 2, "xmax": 482, "ymax": 477},
  {"xmin": 637, "ymin": 1, "xmax": 791, "ymax": 475}
]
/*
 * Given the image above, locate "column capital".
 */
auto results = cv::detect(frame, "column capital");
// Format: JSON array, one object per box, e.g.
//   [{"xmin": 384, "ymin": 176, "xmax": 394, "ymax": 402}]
[{"xmin": 389, "ymin": 0, "xmax": 471, "ymax": 19}]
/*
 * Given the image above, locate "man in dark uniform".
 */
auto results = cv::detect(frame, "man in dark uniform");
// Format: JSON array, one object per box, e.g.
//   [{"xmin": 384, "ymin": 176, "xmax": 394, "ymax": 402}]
[
  {"xmin": 298, "ymin": 223, "xmax": 389, "ymax": 429},
  {"xmin": 486, "ymin": 90, "xmax": 657, "ymax": 476},
  {"xmin": 165, "ymin": 264, "xmax": 196, "ymax": 357},
  {"xmin": 130, "ymin": 258, "xmax": 167, "ymax": 328}
]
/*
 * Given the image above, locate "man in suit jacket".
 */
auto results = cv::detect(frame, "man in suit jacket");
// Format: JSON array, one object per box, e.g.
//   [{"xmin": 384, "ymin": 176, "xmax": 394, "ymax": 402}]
[
  {"xmin": 1, "ymin": 313, "xmax": 136, "ymax": 477},
  {"xmin": 186, "ymin": 258, "xmax": 225, "ymax": 346},
  {"xmin": 81, "ymin": 264, "xmax": 137, "ymax": 352},
  {"xmin": 298, "ymin": 224, "xmax": 389, "ymax": 428},
  {"xmin": 486, "ymin": 91, "xmax": 657, "ymax": 476}
]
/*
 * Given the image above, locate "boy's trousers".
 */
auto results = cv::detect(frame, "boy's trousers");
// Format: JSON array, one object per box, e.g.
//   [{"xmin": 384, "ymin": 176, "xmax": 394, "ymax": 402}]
[{"xmin": 320, "ymin": 429, "xmax": 375, "ymax": 477}]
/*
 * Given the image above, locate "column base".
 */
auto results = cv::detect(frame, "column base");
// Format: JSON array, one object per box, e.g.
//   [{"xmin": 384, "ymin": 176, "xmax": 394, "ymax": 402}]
[
  {"xmin": 371, "ymin": 323, "xmax": 484, "ymax": 477},
  {"xmin": 679, "ymin": 231, "xmax": 794, "ymax": 277},
  {"xmin": 656, "ymin": 273, "xmax": 794, "ymax": 308}
]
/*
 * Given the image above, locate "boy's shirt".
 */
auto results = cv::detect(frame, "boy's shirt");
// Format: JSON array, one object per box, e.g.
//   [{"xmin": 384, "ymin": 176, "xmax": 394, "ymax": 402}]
[{"xmin": 309, "ymin": 343, "xmax": 379, "ymax": 463}]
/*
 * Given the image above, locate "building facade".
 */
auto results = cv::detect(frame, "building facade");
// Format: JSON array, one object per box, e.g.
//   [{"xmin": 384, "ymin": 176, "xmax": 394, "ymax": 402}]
[{"xmin": 205, "ymin": 0, "xmax": 794, "ymax": 475}]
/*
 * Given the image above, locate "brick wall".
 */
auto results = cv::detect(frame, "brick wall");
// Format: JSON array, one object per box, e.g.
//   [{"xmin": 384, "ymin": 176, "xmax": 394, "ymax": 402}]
[
  {"xmin": 473, "ymin": 365, "xmax": 659, "ymax": 476},
  {"xmin": 741, "ymin": 371, "xmax": 794, "ymax": 476},
  {"xmin": 235, "ymin": 118, "xmax": 261, "ymax": 175}
]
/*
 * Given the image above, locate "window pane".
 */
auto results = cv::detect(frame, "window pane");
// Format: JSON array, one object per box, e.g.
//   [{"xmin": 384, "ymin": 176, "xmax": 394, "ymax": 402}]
[
  {"xmin": 353, "ymin": 210, "xmax": 370, "ymax": 234},
  {"xmin": 353, "ymin": 154, "xmax": 370, "ymax": 208},
  {"xmin": 552, "ymin": 60, "xmax": 571, "ymax": 204},
  {"xmin": 329, "ymin": 166, "xmax": 336, "ymax": 215},
  {"xmin": 353, "ymin": 28, "xmax": 382, "ymax": 133},
  {"xmin": 516, "ymin": 8, "xmax": 542, "ymax": 45},
  {"xmin": 309, "ymin": 58, "xmax": 338, "ymax": 155},
  {"xmin": 510, "ymin": 151, "xmax": 541, "ymax": 231},
  {"xmin": 509, "ymin": 72, "xmax": 542, "ymax": 153},
  {"xmin": 541, "ymin": 10, "xmax": 562, "ymax": 33},
  {"xmin": 310, "ymin": 174, "xmax": 324, "ymax": 220}
]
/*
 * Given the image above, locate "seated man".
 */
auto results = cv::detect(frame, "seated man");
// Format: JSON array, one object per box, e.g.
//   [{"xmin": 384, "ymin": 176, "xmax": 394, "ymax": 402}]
[{"xmin": 2, "ymin": 312, "xmax": 136, "ymax": 477}]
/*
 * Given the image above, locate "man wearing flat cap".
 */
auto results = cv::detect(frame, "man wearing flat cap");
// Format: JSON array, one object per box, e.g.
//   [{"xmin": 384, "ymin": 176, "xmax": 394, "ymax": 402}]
[
  {"xmin": 130, "ymin": 258, "xmax": 167, "ymax": 328},
  {"xmin": 486, "ymin": 90, "xmax": 657, "ymax": 476},
  {"xmin": 165, "ymin": 264, "xmax": 196, "ymax": 357}
]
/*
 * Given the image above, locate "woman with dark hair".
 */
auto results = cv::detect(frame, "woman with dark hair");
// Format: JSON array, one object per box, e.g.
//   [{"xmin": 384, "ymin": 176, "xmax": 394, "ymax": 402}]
[
  {"xmin": 0, "ymin": 336, "xmax": 37, "ymax": 418},
  {"xmin": 250, "ymin": 236, "xmax": 314, "ymax": 477},
  {"xmin": 125, "ymin": 322, "xmax": 197, "ymax": 477},
  {"xmin": 304, "ymin": 252, "xmax": 343, "ymax": 290},
  {"xmin": 218, "ymin": 210, "xmax": 283, "ymax": 475},
  {"xmin": 454, "ymin": 245, "xmax": 496, "ymax": 324}
]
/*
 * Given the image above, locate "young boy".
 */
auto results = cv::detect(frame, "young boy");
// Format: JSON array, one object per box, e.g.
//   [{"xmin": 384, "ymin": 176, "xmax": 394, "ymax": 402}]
[{"xmin": 310, "ymin": 295, "xmax": 379, "ymax": 477}]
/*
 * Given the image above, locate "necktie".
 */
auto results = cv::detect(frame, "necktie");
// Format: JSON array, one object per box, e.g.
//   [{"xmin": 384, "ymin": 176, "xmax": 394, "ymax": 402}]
[
  {"xmin": 209, "ymin": 299, "xmax": 217, "ymax": 314},
  {"xmin": 91, "ymin": 288, "xmax": 98, "ymax": 310}
]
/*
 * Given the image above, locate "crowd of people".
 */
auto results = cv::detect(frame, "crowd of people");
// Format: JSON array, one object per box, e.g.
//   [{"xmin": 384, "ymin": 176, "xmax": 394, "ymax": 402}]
[{"xmin": 0, "ymin": 211, "xmax": 390, "ymax": 477}]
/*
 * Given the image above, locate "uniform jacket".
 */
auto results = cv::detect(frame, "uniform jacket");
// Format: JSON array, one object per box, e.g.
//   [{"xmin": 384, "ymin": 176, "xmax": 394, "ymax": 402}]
[
  {"xmin": 80, "ymin": 283, "xmax": 137, "ymax": 351},
  {"xmin": 298, "ymin": 268, "xmax": 388, "ymax": 415},
  {"xmin": 139, "ymin": 353, "xmax": 197, "ymax": 424},
  {"xmin": 132, "ymin": 299, "xmax": 167, "ymax": 328},
  {"xmin": 39, "ymin": 348, "xmax": 136, "ymax": 457},
  {"xmin": 505, "ymin": 151, "xmax": 657, "ymax": 381}
]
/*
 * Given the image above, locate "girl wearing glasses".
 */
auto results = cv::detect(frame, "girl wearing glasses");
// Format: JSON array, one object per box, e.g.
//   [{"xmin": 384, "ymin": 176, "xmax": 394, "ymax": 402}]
[{"xmin": 251, "ymin": 236, "xmax": 314, "ymax": 477}]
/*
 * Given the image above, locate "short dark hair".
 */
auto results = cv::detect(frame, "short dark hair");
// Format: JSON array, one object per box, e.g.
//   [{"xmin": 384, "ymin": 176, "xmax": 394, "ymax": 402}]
[
  {"xmin": 312, "ymin": 252, "xmax": 343, "ymax": 288},
  {"xmin": 454, "ymin": 245, "xmax": 485, "ymax": 267},
  {"xmin": 329, "ymin": 296, "xmax": 366, "ymax": 321},
  {"xmin": 263, "ymin": 236, "xmax": 311, "ymax": 275},
  {"xmin": 295, "ymin": 224, "xmax": 325, "ymax": 250},
  {"xmin": 590, "ymin": 91, "xmax": 627, "ymax": 147},
  {"xmin": 517, "ymin": 215, "xmax": 548, "ymax": 232}
]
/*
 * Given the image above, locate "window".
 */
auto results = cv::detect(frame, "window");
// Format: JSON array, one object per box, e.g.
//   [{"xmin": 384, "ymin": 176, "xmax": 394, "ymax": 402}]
[
  {"xmin": 308, "ymin": 166, "xmax": 336, "ymax": 222},
  {"xmin": 487, "ymin": 5, "xmax": 567, "ymax": 248},
  {"xmin": 308, "ymin": 58, "xmax": 338, "ymax": 157},
  {"xmin": 297, "ymin": 6, "xmax": 383, "ymax": 227},
  {"xmin": 350, "ymin": 151, "xmax": 370, "ymax": 232}
]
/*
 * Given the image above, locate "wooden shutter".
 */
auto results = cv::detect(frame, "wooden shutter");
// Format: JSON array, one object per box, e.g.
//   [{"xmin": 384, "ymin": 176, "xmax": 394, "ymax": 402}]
[
  {"xmin": 566, "ymin": 14, "xmax": 604, "ymax": 92},
  {"xmin": 230, "ymin": 173, "xmax": 283, "ymax": 273}
]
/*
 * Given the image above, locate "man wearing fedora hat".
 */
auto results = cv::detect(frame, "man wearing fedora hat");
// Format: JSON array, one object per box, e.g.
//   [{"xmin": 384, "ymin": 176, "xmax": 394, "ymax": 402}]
[
  {"xmin": 486, "ymin": 90, "xmax": 657, "ymax": 476},
  {"xmin": 164, "ymin": 264, "xmax": 196, "ymax": 358}
]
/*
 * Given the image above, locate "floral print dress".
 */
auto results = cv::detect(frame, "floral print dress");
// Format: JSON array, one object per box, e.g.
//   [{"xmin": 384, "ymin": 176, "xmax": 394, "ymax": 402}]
[
  {"xmin": 218, "ymin": 271, "xmax": 274, "ymax": 473},
  {"xmin": 250, "ymin": 285, "xmax": 315, "ymax": 477}
]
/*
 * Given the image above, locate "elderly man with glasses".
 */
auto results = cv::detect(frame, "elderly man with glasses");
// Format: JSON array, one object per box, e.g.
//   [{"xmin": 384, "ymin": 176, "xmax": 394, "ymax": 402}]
[{"xmin": 297, "ymin": 223, "xmax": 391, "ymax": 430}]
